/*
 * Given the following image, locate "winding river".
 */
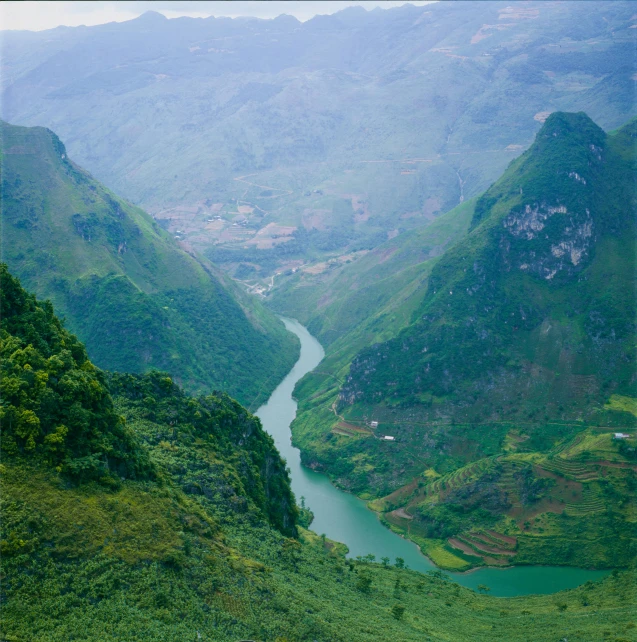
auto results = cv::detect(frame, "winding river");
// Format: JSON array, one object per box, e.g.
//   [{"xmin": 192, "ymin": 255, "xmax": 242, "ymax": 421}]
[{"xmin": 256, "ymin": 318, "xmax": 609, "ymax": 597}]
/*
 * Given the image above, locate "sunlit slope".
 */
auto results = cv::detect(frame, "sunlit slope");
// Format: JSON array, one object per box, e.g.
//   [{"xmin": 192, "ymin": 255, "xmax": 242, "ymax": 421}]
[
  {"xmin": 0, "ymin": 121, "xmax": 298, "ymax": 408},
  {"xmin": 2, "ymin": 264, "xmax": 636, "ymax": 642}
]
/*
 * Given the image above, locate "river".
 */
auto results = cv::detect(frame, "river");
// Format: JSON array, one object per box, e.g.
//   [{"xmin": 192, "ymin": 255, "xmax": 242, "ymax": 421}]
[{"xmin": 256, "ymin": 318, "xmax": 609, "ymax": 597}]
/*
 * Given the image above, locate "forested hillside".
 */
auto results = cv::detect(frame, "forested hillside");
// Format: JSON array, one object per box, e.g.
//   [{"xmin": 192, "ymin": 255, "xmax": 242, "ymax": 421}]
[
  {"xmin": 0, "ymin": 121, "xmax": 298, "ymax": 408},
  {"xmin": 1, "ymin": 2, "xmax": 635, "ymax": 278},
  {"xmin": 287, "ymin": 113, "xmax": 637, "ymax": 569},
  {"xmin": 1, "ymin": 264, "xmax": 635, "ymax": 641}
]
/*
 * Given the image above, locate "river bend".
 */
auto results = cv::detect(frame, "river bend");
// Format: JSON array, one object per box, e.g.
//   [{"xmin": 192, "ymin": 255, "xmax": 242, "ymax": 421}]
[{"xmin": 256, "ymin": 318, "xmax": 609, "ymax": 597}]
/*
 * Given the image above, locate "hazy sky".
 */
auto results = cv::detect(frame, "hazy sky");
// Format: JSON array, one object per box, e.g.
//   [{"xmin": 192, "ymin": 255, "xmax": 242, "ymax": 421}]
[{"xmin": 0, "ymin": 1, "xmax": 435, "ymax": 32}]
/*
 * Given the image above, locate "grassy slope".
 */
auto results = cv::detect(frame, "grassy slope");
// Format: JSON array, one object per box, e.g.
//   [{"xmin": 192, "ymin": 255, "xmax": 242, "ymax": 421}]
[
  {"xmin": 2, "ymin": 268, "xmax": 636, "ymax": 642},
  {"xmin": 286, "ymin": 114, "xmax": 637, "ymax": 568},
  {"xmin": 0, "ymin": 121, "xmax": 298, "ymax": 409}
]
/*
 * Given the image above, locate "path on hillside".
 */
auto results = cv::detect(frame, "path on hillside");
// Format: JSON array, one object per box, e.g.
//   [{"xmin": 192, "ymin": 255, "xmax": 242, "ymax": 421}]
[{"xmin": 233, "ymin": 173, "xmax": 293, "ymax": 196}]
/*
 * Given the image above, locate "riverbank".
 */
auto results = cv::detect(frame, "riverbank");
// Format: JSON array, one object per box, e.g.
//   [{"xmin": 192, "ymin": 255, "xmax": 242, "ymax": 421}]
[{"xmin": 257, "ymin": 318, "xmax": 611, "ymax": 597}]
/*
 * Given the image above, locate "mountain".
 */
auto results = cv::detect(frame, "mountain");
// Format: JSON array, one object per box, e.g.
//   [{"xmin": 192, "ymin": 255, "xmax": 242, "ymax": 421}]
[
  {"xmin": 1, "ymin": 2, "xmax": 635, "ymax": 278},
  {"xmin": 0, "ymin": 120, "xmax": 298, "ymax": 409},
  {"xmin": 1, "ymin": 264, "xmax": 635, "ymax": 641},
  {"xmin": 286, "ymin": 113, "xmax": 637, "ymax": 569},
  {"xmin": 342, "ymin": 113, "xmax": 636, "ymax": 421}
]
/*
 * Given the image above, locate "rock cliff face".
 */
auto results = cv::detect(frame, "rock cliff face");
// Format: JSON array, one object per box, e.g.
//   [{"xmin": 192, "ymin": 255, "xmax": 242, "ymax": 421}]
[{"xmin": 503, "ymin": 203, "xmax": 594, "ymax": 279}]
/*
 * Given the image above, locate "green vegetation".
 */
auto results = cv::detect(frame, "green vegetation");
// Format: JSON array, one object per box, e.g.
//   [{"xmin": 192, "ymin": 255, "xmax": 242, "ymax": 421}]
[
  {"xmin": 0, "ymin": 264, "xmax": 152, "ymax": 482},
  {"xmin": 375, "ymin": 428, "xmax": 637, "ymax": 571},
  {"xmin": 0, "ymin": 121, "xmax": 299, "ymax": 408},
  {"xmin": 285, "ymin": 113, "xmax": 637, "ymax": 569},
  {"xmin": 2, "ymin": 267, "xmax": 636, "ymax": 641}
]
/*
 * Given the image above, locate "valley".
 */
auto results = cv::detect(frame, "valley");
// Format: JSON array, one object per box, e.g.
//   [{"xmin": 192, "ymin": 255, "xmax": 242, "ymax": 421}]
[
  {"xmin": 1, "ymin": 266, "xmax": 632, "ymax": 642},
  {"xmin": 256, "ymin": 318, "xmax": 611, "ymax": 596},
  {"xmin": 1, "ymin": 2, "xmax": 636, "ymax": 639}
]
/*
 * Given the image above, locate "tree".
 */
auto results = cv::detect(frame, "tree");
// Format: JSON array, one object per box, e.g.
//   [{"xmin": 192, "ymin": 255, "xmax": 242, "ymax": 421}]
[
  {"xmin": 391, "ymin": 605, "xmax": 405, "ymax": 621},
  {"xmin": 477, "ymin": 584, "xmax": 490, "ymax": 594},
  {"xmin": 395, "ymin": 557, "xmax": 405, "ymax": 569},
  {"xmin": 381, "ymin": 556, "xmax": 390, "ymax": 567},
  {"xmin": 356, "ymin": 574, "xmax": 372, "ymax": 593}
]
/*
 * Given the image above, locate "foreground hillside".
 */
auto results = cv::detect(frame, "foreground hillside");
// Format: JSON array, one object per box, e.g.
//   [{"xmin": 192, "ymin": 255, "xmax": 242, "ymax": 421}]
[
  {"xmin": 0, "ymin": 121, "xmax": 298, "ymax": 408},
  {"xmin": 2, "ymin": 2, "xmax": 635, "ymax": 277},
  {"xmin": 288, "ymin": 113, "xmax": 637, "ymax": 569},
  {"xmin": 1, "ymin": 265, "xmax": 635, "ymax": 641}
]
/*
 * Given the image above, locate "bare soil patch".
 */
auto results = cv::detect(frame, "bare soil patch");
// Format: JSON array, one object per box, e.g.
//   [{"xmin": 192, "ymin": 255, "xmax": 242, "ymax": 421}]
[
  {"xmin": 390, "ymin": 507, "xmax": 413, "ymax": 520},
  {"xmin": 485, "ymin": 530, "xmax": 517, "ymax": 547},
  {"xmin": 448, "ymin": 539, "xmax": 482, "ymax": 558},
  {"xmin": 461, "ymin": 535, "xmax": 515, "ymax": 556},
  {"xmin": 534, "ymin": 111, "xmax": 552, "ymax": 123}
]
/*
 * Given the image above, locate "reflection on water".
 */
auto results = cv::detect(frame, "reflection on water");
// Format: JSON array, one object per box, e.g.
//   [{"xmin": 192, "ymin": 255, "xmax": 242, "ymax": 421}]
[{"xmin": 256, "ymin": 318, "xmax": 609, "ymax": 597}]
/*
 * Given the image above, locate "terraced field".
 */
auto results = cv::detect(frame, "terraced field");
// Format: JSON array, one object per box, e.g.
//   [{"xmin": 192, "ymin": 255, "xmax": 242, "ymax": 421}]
[
  {"xmin": 419, "ymin": 456, "xmax": 500, "ymax": 499},
  {"xmin": 538, "ymin": 458, "xmax": 599, "ymax": 481},
  {"xmin": 564, "ymin": 484, "xmax": 606, "ymax": 517},
  {"xmin": 371, "ymin": 427, "xmax": 635, "ymax": 570},
  {"xmin": 446, "ymin": 529, "xmax": 518, "ymax": 566}
]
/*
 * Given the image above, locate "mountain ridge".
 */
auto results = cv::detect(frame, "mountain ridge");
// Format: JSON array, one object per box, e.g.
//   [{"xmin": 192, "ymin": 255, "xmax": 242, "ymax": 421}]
[{"xmin": 2, "ymin": 1, "xmax": 634, "ymax": 279}]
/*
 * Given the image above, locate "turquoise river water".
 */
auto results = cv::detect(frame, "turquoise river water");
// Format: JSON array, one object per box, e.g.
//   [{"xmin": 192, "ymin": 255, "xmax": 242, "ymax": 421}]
[{"xmin": 256, "ymin": 318, "xmax": 609, "ymax": 597}]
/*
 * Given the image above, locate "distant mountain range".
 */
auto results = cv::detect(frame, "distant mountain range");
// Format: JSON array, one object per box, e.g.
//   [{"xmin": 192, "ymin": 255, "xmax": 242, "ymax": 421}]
[
  {"xmin": 2, "ymin": 2, "xmax": 635, "ymax": 275},
  {"xmin": 0, "ymin": 120, "xmax": 298, "ymax": 408}
]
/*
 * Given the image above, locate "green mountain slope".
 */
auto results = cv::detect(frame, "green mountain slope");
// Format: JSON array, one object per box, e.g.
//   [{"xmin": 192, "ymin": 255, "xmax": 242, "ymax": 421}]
[
  {"xmin": 286, "ymin": 113, "xmax": 637, "ymax": 567},
  {"xmin": 372, "ymin": 427, "xmax": 637, "ymax": 572},
  {"xmin": 267, "ymin": 200, "xmax": 475, "ymax": 475},
  {"xmin": 0, "ymin": 121, "xmax": 298, "ymax": 408},
  {"xmin": 2, "ymin": 265, "xmax": 636, "ymax": 641},
  {"xmin": 270, "ymin": 197, "xmax": 476, "ymax": 350}
]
